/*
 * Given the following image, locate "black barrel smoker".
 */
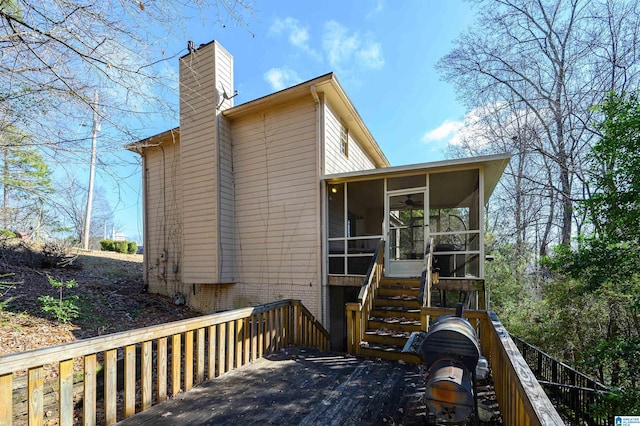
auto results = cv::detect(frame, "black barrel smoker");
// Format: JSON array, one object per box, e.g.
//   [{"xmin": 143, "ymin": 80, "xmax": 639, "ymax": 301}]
[{"xmin": 403, "ymin": 304, "xmax": 483, "ymax": 425}]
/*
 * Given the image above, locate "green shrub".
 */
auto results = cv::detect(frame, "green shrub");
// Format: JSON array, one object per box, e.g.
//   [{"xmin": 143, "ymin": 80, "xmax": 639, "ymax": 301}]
[
  {"xmin": 99, "ymin": 239, "xmax": 138, "ymax": 254},
  {"xmin": 0, "ymin": 229, "xmax": 16, "ymax": 238},
  {"xmin": 127, "ymin": 241, "xmax": 138, "ymax": 254},
  {"xmin": 114, "ymin": 240, "xmax": 128, "ymax": 253},
  {"xmin": 38, "ymin": 276, "xmax": 80, "ymax": 323},
  {"xmin": 100, "ymin": 239, "xmax": 115, "ymax": 251}
]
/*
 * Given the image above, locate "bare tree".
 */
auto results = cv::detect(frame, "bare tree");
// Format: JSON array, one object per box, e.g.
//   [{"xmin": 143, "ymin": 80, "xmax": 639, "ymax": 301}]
[
  {"xmin": 438, "ymin": 0, "xmax": 640, "ymax": 252},
  {"xmin": 0, "ymin": 0, "xmax": 253, "ymax": 166},
  {"xmin": 52, "ymin": 177, "xmax": 114, "ymax": 246},
  {"xmin": 1, "ymin": 0, "xmax": 253, "ymax": 246}
]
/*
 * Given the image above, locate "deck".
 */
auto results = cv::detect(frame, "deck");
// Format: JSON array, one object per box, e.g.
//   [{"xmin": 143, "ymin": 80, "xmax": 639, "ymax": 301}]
[
  {"xmin": 0, "ymin": 299, "xmax": 563, "ymax": 425},
  {"xmin": 117, "ymin": 346, "xmax": 425, "ymax": 425}
]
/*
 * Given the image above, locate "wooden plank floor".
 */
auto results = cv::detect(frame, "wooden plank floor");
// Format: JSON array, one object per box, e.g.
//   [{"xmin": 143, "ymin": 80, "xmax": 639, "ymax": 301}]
[{"xmin": 117, "ymin": 346, "xmax": 426, "ymax": 425}]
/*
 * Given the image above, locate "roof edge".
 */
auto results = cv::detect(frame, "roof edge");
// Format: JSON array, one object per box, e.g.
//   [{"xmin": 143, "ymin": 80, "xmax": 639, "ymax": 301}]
[
  {"xmin": 321, "ymin": 153, "xmax": 511, "ymax": 181},
  {"xmin": 125, "ymin": 127, "xmax": 180, "ymax": 154}
]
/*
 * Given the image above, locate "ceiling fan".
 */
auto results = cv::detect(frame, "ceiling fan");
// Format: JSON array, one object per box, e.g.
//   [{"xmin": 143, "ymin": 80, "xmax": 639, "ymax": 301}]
[{"xmin": 404, "ymin": 195, "xmax": 415, "ymax": 207}]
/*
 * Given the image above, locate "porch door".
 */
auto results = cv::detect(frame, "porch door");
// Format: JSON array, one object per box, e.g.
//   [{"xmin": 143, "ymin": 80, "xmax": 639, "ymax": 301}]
[{"xmin": 386, "ymin": 190, "xmax": 427, "ymax": 277}]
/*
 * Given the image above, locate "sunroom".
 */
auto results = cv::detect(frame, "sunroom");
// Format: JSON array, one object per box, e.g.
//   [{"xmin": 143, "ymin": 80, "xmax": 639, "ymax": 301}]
[{"xmin": 324, "ymin": 153, "xmax": 510, "ymax": 310}]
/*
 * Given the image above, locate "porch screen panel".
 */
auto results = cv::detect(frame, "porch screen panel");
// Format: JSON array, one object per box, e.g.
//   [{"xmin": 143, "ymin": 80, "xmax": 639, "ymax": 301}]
[
  {"xmin": 328, "ymin": 184, "xmax": 345, "ymax": 274},
  {"xmin": 328, "ymin": 179, "xmax": 383, "ymax": 275},
  {"xmin": 429, "ymin": 169, "xmax": 481, "ymax": 278}
]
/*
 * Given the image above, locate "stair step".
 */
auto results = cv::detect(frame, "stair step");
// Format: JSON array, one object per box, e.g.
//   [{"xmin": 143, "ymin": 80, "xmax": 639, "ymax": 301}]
[
  {"xmin": 358, "ymin": 343, "xmax": 422, "ymax": 364},
  {"xmin": 364, "ymin": 330, "xmax": 411, "ymax": 347},
  {"xmin": 368, "ymin": 316, "xmax": 422, "ymax": 332},
  {"xmin": 365, "ymin": 328, "xmax": 413, "ymax": 338},
  {"xmin": 353, "ymin": 276, "xmax": 427, "ymax": 364},
  {"xmin": 379, "ymin": 278, "xmax": 422, "ymax": 289},
  {"xmin": 371, "ymin": 307, "xmax": 421, "ymax": 320},
  {"xmin": 375, "ymin": 295, "xmax": 421, "ymax": 309},
  {"xmin": 363, "ymin": 334, "xmax": 407, "ymax": 347},
  {"xmin": 379, "ymin": 294, "xmax": 420, "ymax": 301},
  {"xmin": 377, "ymin": 286, "xmax": 420, "ymax": 298}
]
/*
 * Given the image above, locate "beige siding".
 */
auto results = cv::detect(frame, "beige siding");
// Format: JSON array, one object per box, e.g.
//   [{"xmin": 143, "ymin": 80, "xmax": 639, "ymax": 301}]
[
  {"xmin": 179, "ymin": 42, "xmax": 234, "ymax": 284},
  {"xmin": 219, "ymin": 115, "xmax": 235, "ymax": 282},
  {"xmin": 324, "ymin": 101, "xmax": 377, "ymax": 174},
  {"xmin": 226, "ymin": 98, "xmax": 322, "ymax": 316},
  {"xmin": 216, "ymin": 44, "xmax": 236, "ymax": 282},
  {"xmin": 142, "ymin": 139, "xmax": 182, "ymax": 297}
]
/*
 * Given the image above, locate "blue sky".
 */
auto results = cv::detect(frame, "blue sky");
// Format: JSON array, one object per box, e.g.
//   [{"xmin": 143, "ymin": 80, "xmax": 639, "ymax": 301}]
[{"xmin": 110, "ymin": 0, "xmax": 478, "ymax": 242}]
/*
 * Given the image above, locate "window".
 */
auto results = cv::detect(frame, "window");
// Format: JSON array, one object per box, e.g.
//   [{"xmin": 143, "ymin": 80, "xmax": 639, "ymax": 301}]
[{"xmin": 340, "ymin": 121, "xmax": 349, "ymax": 157}]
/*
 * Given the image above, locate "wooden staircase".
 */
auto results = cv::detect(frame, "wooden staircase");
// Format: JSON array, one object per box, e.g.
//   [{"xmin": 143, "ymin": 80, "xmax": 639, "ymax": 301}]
[{"xmin": 357, "ymin": 277, "xmax": 427, "ymax": 364}]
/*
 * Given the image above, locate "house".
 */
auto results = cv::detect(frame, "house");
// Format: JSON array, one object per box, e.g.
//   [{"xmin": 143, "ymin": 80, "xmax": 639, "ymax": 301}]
[{"xmin": 127, "ymin": 40, "xmax": 510, "ymax": 350}]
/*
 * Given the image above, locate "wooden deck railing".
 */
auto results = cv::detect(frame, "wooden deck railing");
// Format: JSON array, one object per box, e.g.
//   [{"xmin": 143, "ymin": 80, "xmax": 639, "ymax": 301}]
[
  {"xmin": 345, "ymin": 239, "xmax": 384, "ymax": 355},
  {"xmin": 419, "ymin": 307, "xmax": 564, "ymax": 425},
  {"xmin": 0, "ymin": 299, "xmax": 328, "ymax": 426}
]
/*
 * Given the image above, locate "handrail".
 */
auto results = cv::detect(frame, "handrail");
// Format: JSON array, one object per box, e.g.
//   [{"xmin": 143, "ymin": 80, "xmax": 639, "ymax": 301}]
[
  {"xmin": 358, "ymin": 239, "xmax": 385, "ymax": 302},
  {"xmin": 420, "ymin": 307, "xmax": 565, "ymax": 425},
  {"xmin": 0, "ymin": 299, "xmax": 328, "ymax": 425},
  {"xmin": 511, "ymin": 334, "xmax": 612, "ymax": 426},
  {"xmin": 418, "ymin": 238, "xmax": 434, "ymax": 308},
  {"xmin": 346, "ymin": 239, "xmax": 384, "ymax": 355}
]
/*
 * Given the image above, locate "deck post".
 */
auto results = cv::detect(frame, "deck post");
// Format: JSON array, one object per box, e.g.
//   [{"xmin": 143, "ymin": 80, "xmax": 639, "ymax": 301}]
[
  {"xmin": 157, "ymin": 337, "xmax": 167, "ymax": 401},
  {"xmin": 142, "ymin": 341, "xmax": 153, "ymax": 410},
  {"xmin": 171, "ymin": 334, "xmax": 181, "ymax": 395},
  {"xmin": 197, "ymin": 328, "xmax": 206, "ymax": 383},
  {"xmin": 83, "ymin": 354, "xmax": 97, "ymax": 426},
  {"xmin": 124, "ymin": 345, "xmax": 136, "ymax": 417},
  {"xmin": 59, "ymin": 359, "xmax": 74, "ymax": 426},
  {"xmin": 0, "ymin": 374, "xmax": 11, "ymax": 425},
  {"xmin": 208, "ymin": 325, "xmax": 217, "ymax": 379},
  {"xmin": 184, "ymin": 331, "xmax": 194, "ymax": 391},
  {"xmin": 218, "ymin": 324, "xmax": 227, "ymax": 375},
  {"xmin": 28, "ymin": 367, "xmax": 44, "ymax": 426},
  {"xmin": 104, "ymin": 350, "xmax": 117, "ymax": 425},
  {"xmin": 345, "ymin": 303, "xmax": 360, "ymax": 355}
]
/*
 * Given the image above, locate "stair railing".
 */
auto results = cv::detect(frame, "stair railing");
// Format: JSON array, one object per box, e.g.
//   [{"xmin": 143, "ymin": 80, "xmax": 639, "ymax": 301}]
[
  {"xmin": 511, "ymin": 335, "xmax": 613, "ymax": 426},
  {"xmin": 419, "ymin": 238, "xmax": 435, "ymax": 308},
  {"xmin": 418, "ymin": 238, "xmax": 435, "ymax": 329},
  {"xmin": 346, "ymin": 239, "xmax": 384, "ymax": 355}
]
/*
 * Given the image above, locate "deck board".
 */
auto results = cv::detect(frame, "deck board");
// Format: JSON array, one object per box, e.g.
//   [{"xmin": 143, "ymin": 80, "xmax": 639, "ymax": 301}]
[{"xmin": 117, "ymin": 346, "xmax": 425, "ymax": 425}]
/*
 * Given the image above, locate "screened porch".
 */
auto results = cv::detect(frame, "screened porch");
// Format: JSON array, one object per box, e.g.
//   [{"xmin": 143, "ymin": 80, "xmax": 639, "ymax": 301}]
[{"xmin": 325, "ymin": 158, "xmax": 503, "ymax": 282}]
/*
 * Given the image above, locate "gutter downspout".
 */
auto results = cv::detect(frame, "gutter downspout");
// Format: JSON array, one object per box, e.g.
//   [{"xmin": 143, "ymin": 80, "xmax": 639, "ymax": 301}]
[
  {"xmin": 142, "ymin": 155, "xmax": 149, "ymax": 288},
  {"xmin": 311, "ymin": 85, "xmax": 327, "ymax": 328}
]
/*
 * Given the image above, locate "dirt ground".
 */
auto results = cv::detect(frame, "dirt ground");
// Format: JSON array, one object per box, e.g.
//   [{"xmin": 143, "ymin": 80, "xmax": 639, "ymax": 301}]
[{"xmin": 0, "ymin": 246, "xmax": 200, "ymax": 356}]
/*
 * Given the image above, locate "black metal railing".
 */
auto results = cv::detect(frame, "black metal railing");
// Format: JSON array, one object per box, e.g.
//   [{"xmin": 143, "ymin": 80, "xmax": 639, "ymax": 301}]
[{"xmin": 512, "ymin": 335, "xmax": 612, "ymax": 426}]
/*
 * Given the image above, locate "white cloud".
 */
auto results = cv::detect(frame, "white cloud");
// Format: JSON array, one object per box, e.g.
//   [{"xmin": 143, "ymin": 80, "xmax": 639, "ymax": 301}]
[
  {"xmin": 356, "ymin": 41, "xmax": 384, "ymax": 70},
  {"xmin": 422, "ymin": 119, "xmax": 464, "ymax": 143},
  {"xmin": 269, "ymin": 17, "xmax": 320, "ymax": 60},
  {"xmin": 322, "ymin": 21, "xmax": 385, "ymax": 73},
  {"xmin": 266, "ymin": 18, "xmax": 384, "ymax": 88},
  {"xmin": 264, "ymin": 67, "xmax": 301, "ymax": 91},
  {"xmin": 426, "ymin": 103, "xmax": 519, "ymax": 150}
]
